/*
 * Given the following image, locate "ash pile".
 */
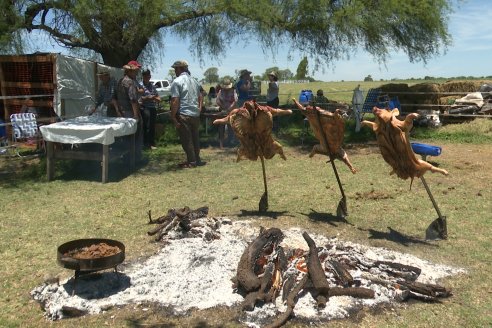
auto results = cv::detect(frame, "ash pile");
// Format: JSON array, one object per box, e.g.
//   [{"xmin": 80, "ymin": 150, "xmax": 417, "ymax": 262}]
[
  {"xmin": 235, "ymin": 228, "xmax": 458, "ymax": 327},
  {"xmin": 31, "ymin": 217, "xmax": 464, "ymax": 326}
]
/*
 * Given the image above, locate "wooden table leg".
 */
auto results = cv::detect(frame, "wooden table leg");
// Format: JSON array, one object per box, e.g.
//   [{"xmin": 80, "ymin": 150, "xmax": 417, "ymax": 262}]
[
  {"xmin": 46, "ymin": 141, "xmax": 54, "ymax": 181},
  {"xmin": 102, "ymin": 144, "xmax": 109, "ymax": 183}
]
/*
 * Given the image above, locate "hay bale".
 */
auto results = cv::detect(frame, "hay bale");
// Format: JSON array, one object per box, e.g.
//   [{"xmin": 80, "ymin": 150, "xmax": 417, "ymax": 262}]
[
  {"xmin": 440, "ymin": 80, "xmax": 492, "ymax": 94},
  {"xmin": 379, "ymin": 83, "xmax": 411, "ymax": 111},
  {"xmin": 387, "ymin": 83, "xmax": 440, "ymax": 113}
]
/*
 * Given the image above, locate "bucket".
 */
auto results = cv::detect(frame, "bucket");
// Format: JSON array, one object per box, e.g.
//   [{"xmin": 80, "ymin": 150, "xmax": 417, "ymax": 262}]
[{"xmin": 299, "ymin": 90, "xmax": 313, "ymax": 105}]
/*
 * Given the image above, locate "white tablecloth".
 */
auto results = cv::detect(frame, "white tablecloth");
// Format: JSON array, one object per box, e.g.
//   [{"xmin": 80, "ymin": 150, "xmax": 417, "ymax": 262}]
[{"xmin": 40, "ymin": 116, "xmax": 137, "ymax": 145}]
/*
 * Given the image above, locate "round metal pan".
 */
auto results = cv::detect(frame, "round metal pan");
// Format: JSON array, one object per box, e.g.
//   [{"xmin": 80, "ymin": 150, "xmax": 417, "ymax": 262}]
[{"xmin": 57, "ymin": 238, "xmax": 125, "ymax": 272}]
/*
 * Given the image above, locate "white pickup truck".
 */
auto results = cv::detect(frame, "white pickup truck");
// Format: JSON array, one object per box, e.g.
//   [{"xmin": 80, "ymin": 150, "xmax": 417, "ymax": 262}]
[{"xmin": 150, "ymin": 79, "xmax": 171, "ymax": 100}]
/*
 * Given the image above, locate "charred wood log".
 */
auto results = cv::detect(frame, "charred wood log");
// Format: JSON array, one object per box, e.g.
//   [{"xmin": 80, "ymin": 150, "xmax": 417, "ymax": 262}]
[
  {"xmin": 155, "ymin": 216, "xmax": 181, "ymax": 241},
  {"xmin": 148, "ymin": 206, "xmax": 209, "ymax": 238},
  {"xmin": 302, "ymin": 232, "xmax": 330, "ymax": 296},
  {"xmin": 147, "ymin": 216, "xmax": 174, "ymax": 236},
  {"xmin": 265, "ymin": 274, "xmax": 309, "ymax": 328},
  {"xmin": 282, "ymin": 273, "xmax": 297, "ymax": 302},
  {"xmin": 328, "ymin": 286, "xmax": 375, "ymax": 299},
  {"xmin": 397, "ymin": 280, "xmax": 452, "ymax": 298},
  {"xmin": 236, "ymin": 228, "xmax": 284, "ymax": 292},
  {"xmin": 326, "ymin": 260, "xmax": 354, "ymax": 287},
  {"xmin": 148, "ymin": 208, "xmax": 177, "ymax": 224},
  {"xmin": 242, "ymin": 262, "xmax": 276, "ymax": 311},
  {"xmin": 375, "ymin": 260, "xmax": 422, "ymax": 281}
]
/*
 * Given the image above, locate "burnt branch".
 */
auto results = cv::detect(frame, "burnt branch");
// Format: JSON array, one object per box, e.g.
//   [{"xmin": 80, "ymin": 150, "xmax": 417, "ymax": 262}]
[{"xmin": 265, "ymin": 274, "xmax": 309, "ymax": 328}]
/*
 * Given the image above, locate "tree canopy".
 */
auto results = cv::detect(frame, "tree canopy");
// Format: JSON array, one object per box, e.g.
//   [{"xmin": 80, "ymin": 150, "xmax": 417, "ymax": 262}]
[
  {"xmin": 203, "ymin": 67, "xmax": 219, "ymax": 84},
  {"xmin": 1, "ymin": 0, "xmax": 453, "ymax": 69},
  {"xmin": 296, "ymin": 57, "xmax": 309, "ymax": 80}
]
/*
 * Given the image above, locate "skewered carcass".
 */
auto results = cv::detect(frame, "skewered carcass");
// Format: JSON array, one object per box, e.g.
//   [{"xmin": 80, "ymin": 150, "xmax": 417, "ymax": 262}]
[
  {"xmin": 292, "ymin": 98, "xmax": 354, "ymax": 217},
  {"xmin": 292, "ymin": 98, "xmax": 356, "ymax": 173},
  {"xmin": 361, "ymin": 107, "xmax": 448, "ymax": 181},
  {"xmin": 362, "ymin": 107, "xmax": 449, "ymax": 239},
  {"xmin": 213, "ymin": 100, "xmax": 292, "ymax": 162},
  {"xmin": 213, "ymin": 100, "xmax": 292, "ymax": 212}
]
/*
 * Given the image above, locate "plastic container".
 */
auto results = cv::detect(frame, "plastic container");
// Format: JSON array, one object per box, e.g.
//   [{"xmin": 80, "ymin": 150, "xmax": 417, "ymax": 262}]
[
  {"xmin": 299, "ymin": 90, "xmax": 313, "ymax": 105},
  {"xmin": 411, "ymin": 142, "xmax": 441, "ymax": 157}
]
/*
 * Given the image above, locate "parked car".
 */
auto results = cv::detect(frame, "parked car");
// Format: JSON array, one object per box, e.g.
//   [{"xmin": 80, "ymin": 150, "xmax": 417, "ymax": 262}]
[{"xmin": 150, "ymin": 79, "xmax": 171, "ymax": 100}]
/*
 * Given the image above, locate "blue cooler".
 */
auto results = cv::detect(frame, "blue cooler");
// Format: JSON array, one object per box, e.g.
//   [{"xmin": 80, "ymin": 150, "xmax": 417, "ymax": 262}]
[
  {"xmin": 411, "ymin": 142, "xmax": 442, "ymax": 159},
  {"xmin": 299, "ymin": 90, "xmax": 313, "ymax": 105}
]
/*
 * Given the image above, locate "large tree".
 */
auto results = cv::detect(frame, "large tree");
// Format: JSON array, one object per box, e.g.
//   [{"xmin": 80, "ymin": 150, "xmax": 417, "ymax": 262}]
[
  {"xmin": 1, "ymin": 0, "xmax": 452, "ymax": 69},
  {"xmin": 203, "ymin": 67, "xmax": 219, "ymax": 84}
]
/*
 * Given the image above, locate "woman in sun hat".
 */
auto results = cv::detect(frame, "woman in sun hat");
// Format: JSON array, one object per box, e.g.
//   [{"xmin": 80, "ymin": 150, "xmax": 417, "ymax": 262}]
[
  {"xmin": 266, "ymin": 71, "xmax": 279, "ymax": 108},
  {"xmin": 236, "ymin": 69, "xmax": 252, "ymax": 108},
  {"xmin": 266, "ymin": 71, "xmax": 281, "ymax": 132},
  {"xmin": 216, "ymin": 78, "xmax": 238, "ymax": 148}
]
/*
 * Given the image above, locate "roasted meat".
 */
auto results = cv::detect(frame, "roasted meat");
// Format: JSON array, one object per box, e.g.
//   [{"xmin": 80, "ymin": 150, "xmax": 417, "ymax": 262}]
[
  {"xmin": 213, "ymin": 100, "xmax": 292, "ymax": 162},
  {"xmin": 362, "ymin": 107, "xmax": 448, "ymax": 181},
  {"xmin": 292, "ymin": 98, "xmax": 356, "ymax": 173}
]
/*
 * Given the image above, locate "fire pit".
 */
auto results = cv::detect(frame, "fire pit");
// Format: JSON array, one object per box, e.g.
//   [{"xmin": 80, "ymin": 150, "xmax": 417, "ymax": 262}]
[{"xmin": 57, "ymin": 238, "xmax": 125, "ymax": 293}]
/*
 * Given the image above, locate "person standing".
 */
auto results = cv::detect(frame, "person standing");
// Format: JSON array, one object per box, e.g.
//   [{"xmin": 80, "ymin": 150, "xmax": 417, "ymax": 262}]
[
  {"xmin": 266, "ymin": 71, "xmax": 280, "ymax": 132},
  {"xmin": 266, "ymin": 71, "xmax": 279, "ymax": 108},
  {"xmin": 140, "ymin": 69, "xmax": 161, "ymax": 150},
  {"xmin": 236, "ymin": 69, "xmax": 252, "ymax": 108},
  {"xmin": 90, "ymin": 69, "xmax": 119, "ymax": 117},
  {"xmin": 115, "ymin": 60, "xmax": 143, "ymax": 159},
  {"xmin": 169, "ymin": 60, "xmax": 204, "ymax": 168},
  {"xmin": 216, "ymin": 78, "xmax": 237, "ymax": 148}
]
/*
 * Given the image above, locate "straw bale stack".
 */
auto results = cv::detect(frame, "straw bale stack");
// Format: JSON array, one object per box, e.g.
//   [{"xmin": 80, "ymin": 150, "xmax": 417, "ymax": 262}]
[{"xmin": 440, "ymin": 80, "xmax": 492, "ymax": 94}]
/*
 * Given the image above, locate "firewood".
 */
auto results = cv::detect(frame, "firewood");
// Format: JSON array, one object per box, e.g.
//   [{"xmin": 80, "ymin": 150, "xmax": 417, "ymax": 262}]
[
  {"xmin": 147, "ymin": 217, "xmax": 174, "ymax": 236},
  {"xmin": 375, "ymin": 260, "xmax": 421, "ymax": 281},
  {"xmin": 328, "ymin": 286, "xmax": 375, "ymax": 299},
  {"xmin": 265, "ymin": 274, "xmax": 309, "ymax": 328},
  {"xmin": 155, "ymin": 216, "xmax": 181, "ymax": 241},
  {"xmin": 326, "ymin": 260, "xmax": 354, "ymax": 286},
  {"xmin": 302, "ymin": 232, "xmax": 330, "ymax": 295},
  {"xmin": 148, "ymin": 208, "xmax": 177, "ymax": 224},
  {"xmin": 397, "ymin": 280, "xmax": 452, "ymax": 298}
]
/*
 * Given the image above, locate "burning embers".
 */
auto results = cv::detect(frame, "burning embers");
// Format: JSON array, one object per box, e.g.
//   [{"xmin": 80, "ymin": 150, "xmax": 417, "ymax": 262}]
[{"xmin": 234, "ymin": 227, "xmax": 452, "ymax": 328}]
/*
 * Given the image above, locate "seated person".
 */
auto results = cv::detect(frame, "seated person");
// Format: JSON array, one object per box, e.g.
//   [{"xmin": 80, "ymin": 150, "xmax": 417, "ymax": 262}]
[{"xmin": 314, "ymin": 89, "xmax": 330, "ymax": 105}]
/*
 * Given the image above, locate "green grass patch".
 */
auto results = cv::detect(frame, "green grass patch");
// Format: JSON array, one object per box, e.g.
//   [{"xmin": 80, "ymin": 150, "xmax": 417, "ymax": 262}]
[{"xmin": 413, "ymin": 119, "xmax": 492, "ymax": 143}]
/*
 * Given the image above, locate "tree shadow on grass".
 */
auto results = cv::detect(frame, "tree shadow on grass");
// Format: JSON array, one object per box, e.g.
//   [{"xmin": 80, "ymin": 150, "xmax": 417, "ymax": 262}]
[
  {"xmin": 300, "ymin": 208, "xmax": 354, "ymax": 227},
  {"xmin": 358, "ymin": 226, "xmax": 437, "ymax": 247},
  {"xmin": 237, "ymin": 209, "xmax": 290, "ymax": 220}
]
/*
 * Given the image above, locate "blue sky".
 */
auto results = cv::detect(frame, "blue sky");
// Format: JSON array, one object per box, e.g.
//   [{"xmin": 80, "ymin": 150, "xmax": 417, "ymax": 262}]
[{"xmin": 33, "ymin": 0, "xmax": 491, "ymax": 82}]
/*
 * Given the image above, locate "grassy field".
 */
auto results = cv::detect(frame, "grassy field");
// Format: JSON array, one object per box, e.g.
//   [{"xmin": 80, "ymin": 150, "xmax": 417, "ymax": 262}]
[
  {"xmin": 0, "ymin": 108, "xmax": 491, "ymax": 327},
  {"xmin": 201, "ymin": 78, "xmax": 452, "ymax": 106}
]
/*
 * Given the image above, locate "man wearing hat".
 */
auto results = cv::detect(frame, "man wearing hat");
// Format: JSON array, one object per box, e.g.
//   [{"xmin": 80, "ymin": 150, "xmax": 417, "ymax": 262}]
[
  {"xmin": 116, "ymin": 60, "xmax": 142, "ymax": 119},
  {"xmin": 169, "ymin": 60, "xmax": 204, "ymax": 168},
  {"xmin": 216, "ymin": 78, "xmax": 237, "ymax": 148},
  {"xmin": 236, "ymin": 69, "xmax": 252, "ymax": 108},
  {"xmin": 115, "ymin": 60, "xmax": 143, "ymax": 158},
  {"xmin": 89, "ymin": 68, "xmax": 119, "ymax": 117},
  {"xmin": 140, "ymin": 69, "xmax": 161, "ymax": 150}
]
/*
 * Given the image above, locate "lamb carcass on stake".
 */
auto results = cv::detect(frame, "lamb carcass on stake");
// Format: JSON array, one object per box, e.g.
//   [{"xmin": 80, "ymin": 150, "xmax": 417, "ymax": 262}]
[
  {"xmin": 362, "ymin": 107, "xmax": 448, "ymax": 182},
  {"xmin": 292, "ymin": 98, "xmax": 356, "ymax": 173},
  {"xmin": 213, "ymin": 100, "xmax": 292, "ymax": 162}
]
